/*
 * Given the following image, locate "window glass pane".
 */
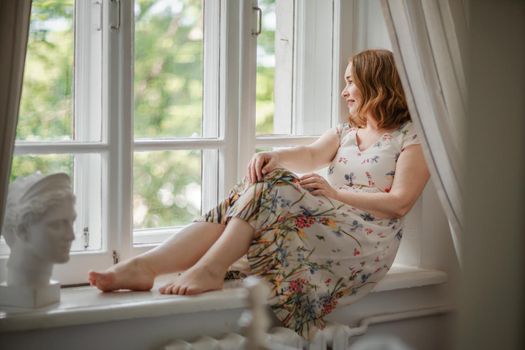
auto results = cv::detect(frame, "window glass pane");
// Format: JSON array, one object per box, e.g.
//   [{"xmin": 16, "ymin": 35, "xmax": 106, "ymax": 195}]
[
  {"xmin": 134, "ymin": 0, "xmax": 204, "ymax": 139},
  {"xmin": 256, "ymin": 0, "xmax": 276, "ymax": 135},
  {"xmin": 71, "ymin": 153, "xmax": 103, "ymax": 252},
  {"xmin": 17, "ymin": 0, "xmax": 74, "ymax": 141},
  {"xmin": 133, "ymin": 150, "xmax": 201, "ymax": 231},
  {"xmin": 10, "ymin": 154, "xmax": 73, "ymax": 181},
  {"xmin": 74, "ymin": 0, "xmax": 103, "ymax": 142},
  {"xmin": 292, "ymin": 0, "xmax": 333, "ymax": 136},
  {"xmin": 257, "ymin": 0, "xmax": 333, "ymax": 137}
]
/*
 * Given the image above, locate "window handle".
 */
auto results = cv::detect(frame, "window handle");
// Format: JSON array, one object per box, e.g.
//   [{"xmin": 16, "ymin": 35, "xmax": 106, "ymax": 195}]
[
  {"xmin": 83, "ymin": 226, "xmax": 90, "ymax": 249},
  {"xmin": 94, "ymin": 1, "xmax": 102, "ymax": 31},
  {"xmin": 110, "ymin": 0, "xmax": 120, "ymax": 31},
  {"xmin": 253, "ymin": 6, "xmax": 262, "ymax": 36}
]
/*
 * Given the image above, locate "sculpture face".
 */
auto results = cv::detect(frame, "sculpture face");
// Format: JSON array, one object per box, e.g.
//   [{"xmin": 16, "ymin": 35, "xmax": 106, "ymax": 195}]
[{"xmin": 25, "ymin": 200, "xmax": 76, "ymax": 264}]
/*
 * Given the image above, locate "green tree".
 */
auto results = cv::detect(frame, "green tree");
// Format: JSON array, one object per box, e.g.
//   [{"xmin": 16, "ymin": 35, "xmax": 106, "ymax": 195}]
[
  {"xmin": 256, "ymin": 0, "xmax": 276, "ymax": 135},
  {"xmin": 18, "ymin": 0, "xmax": 74, "ymax": 142}
]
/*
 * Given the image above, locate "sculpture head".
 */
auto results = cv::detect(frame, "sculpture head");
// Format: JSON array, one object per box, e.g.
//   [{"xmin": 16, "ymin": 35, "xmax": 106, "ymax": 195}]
[{"xmin": 3, "ymin": 173, "xmax": 76, "ymax": 265}]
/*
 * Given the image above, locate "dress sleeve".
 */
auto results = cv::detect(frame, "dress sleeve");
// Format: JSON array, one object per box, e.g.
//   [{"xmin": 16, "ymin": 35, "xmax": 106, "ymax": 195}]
[
  {"xmin": 335, "ymin": 122, "xmax": 350, "ymax": 144},
  {"xmin": 400, "ymin": 121, "xmax": 421, "ymax": 151}
]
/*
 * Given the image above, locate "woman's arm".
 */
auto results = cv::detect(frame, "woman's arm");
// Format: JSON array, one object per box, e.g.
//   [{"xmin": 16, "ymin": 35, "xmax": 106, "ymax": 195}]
[
  {"xmin": 334, "ymin": 144, "xmax": 430, "ymax": 218},
  {"xmin": 247, "ymin": 127, "xmax": 340, "ymax": 183},
  {"xmin": 275, "ymin": 127, "xmax": 340, "ymax": 173}
]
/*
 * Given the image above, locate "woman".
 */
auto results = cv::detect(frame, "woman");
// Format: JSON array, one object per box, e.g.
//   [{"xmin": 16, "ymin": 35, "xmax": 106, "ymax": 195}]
[{"xmin": 89, "ymin": 49, "xmax": 429, "ymax": 339}]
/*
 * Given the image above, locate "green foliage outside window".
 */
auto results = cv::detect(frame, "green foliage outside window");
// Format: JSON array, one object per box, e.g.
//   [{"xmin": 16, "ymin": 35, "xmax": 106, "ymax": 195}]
[
  {"xmin": 18, "ymin": 0, "xmax": 74, "ymax": 142},
  {"xmin": 256, "ymin": 0, "xmax": 276, "ymax": 135},
  {"xmin": 13, "ymin": 0, "xmax": 277, "ymax": 232},
  {"xmin": 134, "ymin": 0, "xmax": 203, "ymax": 139}
]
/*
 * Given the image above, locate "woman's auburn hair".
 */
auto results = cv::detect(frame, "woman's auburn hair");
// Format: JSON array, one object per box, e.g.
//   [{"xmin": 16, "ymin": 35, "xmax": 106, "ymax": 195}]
[{"xmin": 350, "ymin": 49, "xmax": 411, "ymax": 129}]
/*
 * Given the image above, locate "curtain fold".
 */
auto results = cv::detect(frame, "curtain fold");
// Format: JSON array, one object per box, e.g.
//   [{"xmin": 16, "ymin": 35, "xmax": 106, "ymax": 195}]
[
  {"xmin": 0, "ymin": 0, "xmax": 32, "ymax": 233},
  {"xmin": 380, "ymin": 0, "xmax": 467, "ymax": 266}
]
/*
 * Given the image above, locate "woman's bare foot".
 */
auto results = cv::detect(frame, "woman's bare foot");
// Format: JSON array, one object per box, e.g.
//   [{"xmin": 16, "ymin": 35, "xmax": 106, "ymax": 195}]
[
  {"xmin": 159, "ymin": 264, "xmax": 225, "ymax": 295},
  {"xmin": 88, "ymin": 257, "xmax": 156, "ymax": 292}
]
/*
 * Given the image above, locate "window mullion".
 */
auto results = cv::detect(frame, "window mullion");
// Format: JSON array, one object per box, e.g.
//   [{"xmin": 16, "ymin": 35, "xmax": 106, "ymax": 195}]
[
  {"xmin": 293, "ymin": 0, "xmax": 335, "ymax": 135},
  {"xmin": 274, "ymin": 0, "xmax": 295, "ymax": 134},
  {"xmin": 75, "ymin": 0, "xmax": 103, "ymax": 143},
  {"xmin": 103, "ymin": 0, "xmax": 133, "ymax": 262},
  {"xmin": 13, "ymin": 142, "xmax": 109, "ymax": 154},
  {"xmin": 218, "ymin": 0, "xmax": 240, "ymax": 200},
  {"xmin": 202, "ymin": 0, "xmax": 221, "ymax": 214},
  {"xmin": 255, "ymin": 135, "xmax": 318, "ymax": 148},
  {"xmin": 236, "ymin": 0, "xmax": 258, "ymax": 182},
  {"xmin": 134, "ymin": 139, "xmax": 224, "ymax": 152}
]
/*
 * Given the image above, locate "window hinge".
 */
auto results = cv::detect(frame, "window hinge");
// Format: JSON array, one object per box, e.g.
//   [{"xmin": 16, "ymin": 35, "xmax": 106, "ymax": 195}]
[
  {"xmin": 94, "ymin": 1, "xmax": 102, "ymax": 31},
  {"xmin": 112, "ymin": 250, "xmax": 120, "ymax": 264},
  {"xmin": 110, "ymin": 0, "xmax": 121, "ymax": 31},
  {"xmin": 83, "ymin": 227, "xmax": 90, "ymax": 249}
]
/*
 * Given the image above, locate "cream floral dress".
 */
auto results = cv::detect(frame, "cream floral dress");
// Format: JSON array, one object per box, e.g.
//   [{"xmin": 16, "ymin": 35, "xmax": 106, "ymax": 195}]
[{"xmin": 193, "ymin": 120, "xmax": 420, "ymax": 339}]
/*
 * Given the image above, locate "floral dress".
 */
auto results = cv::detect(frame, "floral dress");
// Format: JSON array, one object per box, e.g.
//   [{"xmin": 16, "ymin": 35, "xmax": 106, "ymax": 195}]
[{"xmin": 192, "ymin": 120, "xmax": 420, "ymax": 339}]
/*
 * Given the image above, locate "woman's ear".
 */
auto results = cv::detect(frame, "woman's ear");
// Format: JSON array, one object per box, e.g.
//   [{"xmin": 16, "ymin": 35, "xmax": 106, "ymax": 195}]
[{"xmin": 16, "ymin": 224, "xmax": 30, "ymax": 242}]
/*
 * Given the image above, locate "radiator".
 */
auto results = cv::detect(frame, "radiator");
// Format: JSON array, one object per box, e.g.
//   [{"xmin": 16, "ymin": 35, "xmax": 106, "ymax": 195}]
[
  {"xmin": 161, "ymin": 323, "xmax": 416, "ymax": 350},
  {"xmin": 163, "ymin": 326, "xmax": 324, "ymax": 350},
  {"xmin": 161, "ymin": 305, "xmax": 451, "ymax": 350},
  {"xmin": 163, "ymin": 327, "xmax": 303, "ymax": 350},
  {"xmin": 161, "ymin": 277, "xmax": 449, "ymax": 350}
]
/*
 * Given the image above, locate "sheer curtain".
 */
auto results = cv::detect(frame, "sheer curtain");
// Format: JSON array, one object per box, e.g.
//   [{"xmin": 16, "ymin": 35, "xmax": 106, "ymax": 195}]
[
  {"xmin": 380, "ymin": 0, "xmax": 468, "ymax": 266},
  {"xmin": 0, "ymin": 0, "xmax": 32, "ymax": 232}
]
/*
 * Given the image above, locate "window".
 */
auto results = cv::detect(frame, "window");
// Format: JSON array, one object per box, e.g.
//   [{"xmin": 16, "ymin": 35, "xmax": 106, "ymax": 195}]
[
  {"xmin": 3, "ymin": 0, "xmax": 104, "ymax": 259},
  {"xmin": 132, "ymin": 0, "xmax": 220, "ymax": 245},
  {"xmin": 1, "ymin": 0, "xmax": 346, "ymax": 285}
]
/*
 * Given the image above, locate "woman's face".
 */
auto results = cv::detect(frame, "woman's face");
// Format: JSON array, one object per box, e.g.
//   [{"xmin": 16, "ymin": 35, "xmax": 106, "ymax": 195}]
[
  {"xmin": 25, "ymin": 200, "xmax": 76, "ymax": 263},
  {"xmin": 341, "ymin": 63, "xmax": 361, "ymax": 116}
]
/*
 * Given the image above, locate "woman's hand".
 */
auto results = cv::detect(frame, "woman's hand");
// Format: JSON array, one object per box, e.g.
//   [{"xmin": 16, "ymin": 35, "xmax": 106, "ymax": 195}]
[
  {"xmin": 246, "ymin": 151, "xmax": 281, "ymax": 184},
  {"xmin": 299, "ymin": 173, "xmax": 339, "ymax": 199}
]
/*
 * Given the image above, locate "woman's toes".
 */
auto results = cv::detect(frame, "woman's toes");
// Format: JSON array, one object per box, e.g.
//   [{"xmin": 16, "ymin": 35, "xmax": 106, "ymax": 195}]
[
  {"xmin": 165, "ymin": 284, "xmax": 174, "ymax": 294},
  {"xmin": 88, "ymin": 271, "xmax": 99, "ymax": 285}
]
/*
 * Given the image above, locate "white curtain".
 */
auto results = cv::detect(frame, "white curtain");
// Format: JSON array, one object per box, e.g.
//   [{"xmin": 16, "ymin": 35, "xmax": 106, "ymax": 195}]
[
  {"xmin": 0, "ymin": 0, "xmax": 32, "ymax": 232},
  {"xmin": 380, "ymin": 0, "xmax": 468, "ymax": 266}
]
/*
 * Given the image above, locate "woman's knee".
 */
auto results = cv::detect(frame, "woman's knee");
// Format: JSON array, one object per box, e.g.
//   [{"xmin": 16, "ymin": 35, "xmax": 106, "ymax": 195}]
[
  {"xmin": 239, "ymin": 168, "xmax": 300, "ymax": 198},
  {"xmin": 262, "ymin": 168, "xmax": 299, "ymax": 184}
]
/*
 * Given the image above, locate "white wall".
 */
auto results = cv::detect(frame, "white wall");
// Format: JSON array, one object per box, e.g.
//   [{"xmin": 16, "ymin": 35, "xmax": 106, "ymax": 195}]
[
  {"xmin": 348, "ymin": 313, "xmax": 455, "ymax": 350},
  {"xmin": 355, "ymin": 0, "xmax": 392, "ymax": 52}
]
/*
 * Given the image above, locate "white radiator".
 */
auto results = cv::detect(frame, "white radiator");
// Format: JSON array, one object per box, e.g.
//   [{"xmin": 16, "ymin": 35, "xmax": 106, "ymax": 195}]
[
  {"xmin": 163, "ymin": 327, "xmax": 303, "ymax": 350},
  {"xmin": 161, "ymin": 323, "xmax": 418, "ymax": 350},
  {"xmin": 161, "ymin": 277, "xmax": 449, "ymax": 350}
]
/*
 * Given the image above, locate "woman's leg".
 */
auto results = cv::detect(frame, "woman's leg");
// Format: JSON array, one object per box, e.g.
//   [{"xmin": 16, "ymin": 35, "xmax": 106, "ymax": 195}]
[
  {"xmin": 159, "ymin": 217, "xmax": 255, "ymax": 295},
  {"xmin": 88, "ymin": 222, "xmax": 226, "ymax": 292}
]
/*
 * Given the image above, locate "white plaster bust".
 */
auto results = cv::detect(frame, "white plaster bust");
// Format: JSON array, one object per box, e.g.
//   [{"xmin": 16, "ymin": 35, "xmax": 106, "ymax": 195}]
[{"xmin": 2, "ymin": 172, "xmax": 76, "ymax": 287}]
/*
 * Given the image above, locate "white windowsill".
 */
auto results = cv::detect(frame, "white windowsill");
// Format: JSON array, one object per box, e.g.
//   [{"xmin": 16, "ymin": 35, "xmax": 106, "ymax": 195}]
[{"xmin": 0, "ymin": 264, "xmax": 447, "ymax": 333}]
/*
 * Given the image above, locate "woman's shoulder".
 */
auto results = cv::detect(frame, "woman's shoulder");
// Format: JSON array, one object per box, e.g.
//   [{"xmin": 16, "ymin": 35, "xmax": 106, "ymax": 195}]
[
  {"xmin": 336, "ymin": 122, "xmax": 356, "ymax": 136},
  {"xmin": 393, "ymin": 120, "xmax": 420, "ymax": 149},
  {"xmin": 335, "ymin": 122, "xmax": 357, "ymax": 146}
]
